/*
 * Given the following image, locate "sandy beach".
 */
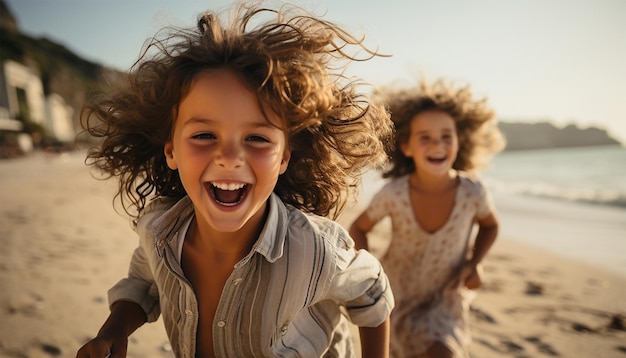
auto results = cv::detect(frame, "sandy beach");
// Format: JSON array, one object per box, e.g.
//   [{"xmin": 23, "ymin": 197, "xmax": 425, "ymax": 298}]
[{"xmin": 1, "ymin": 150, "xmax": 625, "ymax": 358}]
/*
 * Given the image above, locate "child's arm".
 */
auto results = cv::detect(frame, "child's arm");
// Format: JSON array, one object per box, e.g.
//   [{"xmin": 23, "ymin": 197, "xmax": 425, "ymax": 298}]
[
  {"xmin": 458, "ymin": 212, "xmax": 499, "ymax": 289},
  {"xmin": 349, "ymin": 212, "xmax": 376, "ymax": 251},
  {"xmin": 359, "ymin": 317, "xmax": 390, "ymax": 358},
  {"xmin": 76, "ymin": 301, "xmax": 147, "ymax": 358},
  {"xmin": 470, "ymin": 213, "xmax": 499, "ymax": 266}
]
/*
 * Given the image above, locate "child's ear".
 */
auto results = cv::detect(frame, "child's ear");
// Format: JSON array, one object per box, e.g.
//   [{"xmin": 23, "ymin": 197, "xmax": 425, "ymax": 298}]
[
  {"xmin": 164, "ymin": 142, "xmax": 178, "ymax": 170},
  {"xmin": 279, "ymin": 148, "xmax": 291, "ymax": 175},
  {"xmin": 400, "ymin": 142, "xmax": 412, "ymax": 158}
]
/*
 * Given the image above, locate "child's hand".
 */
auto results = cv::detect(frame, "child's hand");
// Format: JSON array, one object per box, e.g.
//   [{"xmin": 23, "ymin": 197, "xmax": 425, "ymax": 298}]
[
  {"xmin": 449, "ymin": 262, "xmax": 483, "ymax": 290},
  {"xmin": 76, "ymin": 335, "xmax": 127, "ymax": 358},
  {"xmin": 463, "ymin": 263, "xmax": 483, "ymax": 290}
]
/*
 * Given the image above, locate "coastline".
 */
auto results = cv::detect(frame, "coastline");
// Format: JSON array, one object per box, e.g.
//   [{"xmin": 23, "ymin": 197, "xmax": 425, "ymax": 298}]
[
  {"xmin": 0, "ymin": 151, "xmax": 624, "ymax": 357},
  {"xmin": 491, "ymin": 188, "xmax": 626, "ymax": 276}
]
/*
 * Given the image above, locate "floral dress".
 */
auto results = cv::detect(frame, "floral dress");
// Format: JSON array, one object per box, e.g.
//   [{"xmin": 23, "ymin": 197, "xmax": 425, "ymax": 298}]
[{"xmin": 365, "ymin": 172, "xmax": 494, "ymax": 357}]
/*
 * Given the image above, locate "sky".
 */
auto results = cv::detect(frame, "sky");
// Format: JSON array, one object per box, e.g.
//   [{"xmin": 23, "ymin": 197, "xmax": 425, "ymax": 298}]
[{"xmin": 4, "ymin": 0, "xmax": 626, "ymax": 143}]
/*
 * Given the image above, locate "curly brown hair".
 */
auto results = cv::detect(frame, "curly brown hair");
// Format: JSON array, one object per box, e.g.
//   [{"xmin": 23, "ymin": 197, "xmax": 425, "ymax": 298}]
[
  {"xmin": 378, "ymin": 78, "xmax": 505, "ymax": 178},
  {"xmin": 81, "ymin": 2, "xmax": 393, "ymax": 219}
]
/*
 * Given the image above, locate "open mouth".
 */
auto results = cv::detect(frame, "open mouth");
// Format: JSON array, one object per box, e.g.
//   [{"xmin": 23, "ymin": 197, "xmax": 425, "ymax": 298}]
[
  {"xmin": 208, "ymin": 182, "xmax": 250, "ymax": 207},
  {"xmin": 427, "ymin": 156, "xmax": 447, "ymax": 164}
]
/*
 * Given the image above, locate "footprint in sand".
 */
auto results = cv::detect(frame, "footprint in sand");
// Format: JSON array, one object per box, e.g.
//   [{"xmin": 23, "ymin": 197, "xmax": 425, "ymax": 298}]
[
  {"xmin": 473, "ymin": 337, "xmax": 526, "ymax": 355},
  {"xmin": 524, "ymin": 336, "xmax": 559, "ymax": 356},
  {"xmin": 470, "ymin": 306, "xmax": 497, "ymax": 324},
  {"xmin": 500, "ymin": 339, "xmax": 524, "ymax": 353},
  {"xmin": 608, "ymin": 314, "xmax": 625, "ymax": 331},
  {"xmin": 524, "ymin": 281, "xmax": 545, "ymax": 295},
  {"xmin": 41, "ymin": 343, "xmax": 62, "ymax": 356}
]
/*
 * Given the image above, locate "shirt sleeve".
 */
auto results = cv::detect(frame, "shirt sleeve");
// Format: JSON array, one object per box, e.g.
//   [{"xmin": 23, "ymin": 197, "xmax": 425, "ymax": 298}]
[
  {"xmin": 325, "ymin": 225, "xmax": 394, "ymax": 327},
  {"xmin": 107, "ymin": 214, "xmax": 162, "ymax": 322},
  {"xmin": 474, "ymin": 178, "xmax": 496, "ymax": 219}
]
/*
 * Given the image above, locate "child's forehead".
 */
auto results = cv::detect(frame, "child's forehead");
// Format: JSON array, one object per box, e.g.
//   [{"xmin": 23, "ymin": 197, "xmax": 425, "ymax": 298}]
[
  {"xmin": 410, "ymin": 110, "xmax": 456, "ymax": 127},
  {"xmin": 176, "ymin": 69, "xmax": 286, "ymax": 128}
]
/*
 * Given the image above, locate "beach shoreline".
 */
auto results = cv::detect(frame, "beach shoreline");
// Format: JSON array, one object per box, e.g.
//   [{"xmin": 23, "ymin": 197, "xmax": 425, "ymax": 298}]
[{"xmin": 1, "ymin": 150, "xmax": 625, "ymax": 357}]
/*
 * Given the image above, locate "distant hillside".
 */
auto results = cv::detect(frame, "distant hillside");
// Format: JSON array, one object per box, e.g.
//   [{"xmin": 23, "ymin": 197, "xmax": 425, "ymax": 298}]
[
  {"xmin": 498, "ymin": 121, "xmax": 622, "ymax": 151},
  {"xmin": 0, "ymin": 0, "xmax": 120, "ymax": 137}
]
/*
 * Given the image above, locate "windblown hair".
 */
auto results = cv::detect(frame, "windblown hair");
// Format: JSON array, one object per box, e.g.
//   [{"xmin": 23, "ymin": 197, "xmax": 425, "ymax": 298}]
[
  {"xmin": 81, "ymin": 2, "xmax": 393, "ymax": 219},
  {"xmin": 379, "ymin": 78, "xmax": 505, "ymax": 178}
]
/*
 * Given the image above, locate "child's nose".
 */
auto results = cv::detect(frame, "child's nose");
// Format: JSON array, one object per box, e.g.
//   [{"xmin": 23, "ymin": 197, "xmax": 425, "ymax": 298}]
[
  {"xmin": 431, "ymin": 137, "xmax": 444, "ymax": 146},
  {"xmin": 215, "ymin": 140, "xmax": 244, "ymax": 168}
]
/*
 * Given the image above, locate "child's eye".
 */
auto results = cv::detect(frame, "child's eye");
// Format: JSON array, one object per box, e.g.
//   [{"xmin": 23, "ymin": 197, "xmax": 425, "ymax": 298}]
[
  {"xmin": 191, "ymin": 132, "xmax": 216, "ymax": 140},
  {"xmin": 246, "ymin": 135, "xmax": 270, "ymax": 143}
]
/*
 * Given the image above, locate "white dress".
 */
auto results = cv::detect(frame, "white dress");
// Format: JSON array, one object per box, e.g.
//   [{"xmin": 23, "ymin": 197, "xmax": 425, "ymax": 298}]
[{"xmin": 365, "ymin": 172, "xmax": 494, "ymax": 357}]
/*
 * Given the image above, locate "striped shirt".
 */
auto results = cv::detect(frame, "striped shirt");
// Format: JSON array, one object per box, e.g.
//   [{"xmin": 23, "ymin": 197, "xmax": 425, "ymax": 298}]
[{"xmin": 108, "ymin": 193, "xmax": 394, "ymax": 357}]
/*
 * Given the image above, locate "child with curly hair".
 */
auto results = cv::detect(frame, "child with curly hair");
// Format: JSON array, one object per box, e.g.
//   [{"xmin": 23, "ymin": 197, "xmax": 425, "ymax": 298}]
[
  {"xmin": 76, "ymin": 3, "xmax": 395, "ymax": 357},
  {"xmin": 349, "ymin": 78, "xmax": 505, "ymax": 358}
]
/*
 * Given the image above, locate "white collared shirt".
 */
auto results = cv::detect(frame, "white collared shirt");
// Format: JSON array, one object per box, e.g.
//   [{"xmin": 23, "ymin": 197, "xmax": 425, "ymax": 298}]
[{"xmin": 109, "ymin": 193, "xmax": 394, "ymax": 357}]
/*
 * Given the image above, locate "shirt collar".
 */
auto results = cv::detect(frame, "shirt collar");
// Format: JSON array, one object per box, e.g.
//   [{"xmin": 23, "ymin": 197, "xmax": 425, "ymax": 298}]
[
  {"xmin": 151, "ymin": 193, "xmax": 290, "ymax": 263},
  {"xmin": 152, "ymin": 193, "xmax": 289, "ymax": 264},
  {"xmin": 246, "ymin": 192, "xmax": 289, "ymax": 264}
]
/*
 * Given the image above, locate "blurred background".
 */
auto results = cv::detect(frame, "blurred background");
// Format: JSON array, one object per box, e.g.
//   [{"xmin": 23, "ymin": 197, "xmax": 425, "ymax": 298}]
[{"xmin": 0, "ymin": 1, "xmax": 624, "ymax": 357}]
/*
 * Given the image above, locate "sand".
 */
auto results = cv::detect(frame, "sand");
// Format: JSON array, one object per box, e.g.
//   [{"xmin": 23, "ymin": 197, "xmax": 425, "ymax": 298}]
[{"xmin": 1, "ymin": 150, "xmax": 625, "ymax": 358}]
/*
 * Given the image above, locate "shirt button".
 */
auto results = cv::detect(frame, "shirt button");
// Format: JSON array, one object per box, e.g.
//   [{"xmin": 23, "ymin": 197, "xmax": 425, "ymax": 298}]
[
  {"xmin": 217, "ymin": 320, "xmax": 226, "ymax": 328},
  {"xmin": 185, "ymin": 309, "xmax": 193, "ymax": 316},
  {"xmin": 233, "ymin": 278, "xmax": 243, "ymax": 285},
  {"xmin": 280, "ymin": 325, "xmax": 288, "ymax": 336}
]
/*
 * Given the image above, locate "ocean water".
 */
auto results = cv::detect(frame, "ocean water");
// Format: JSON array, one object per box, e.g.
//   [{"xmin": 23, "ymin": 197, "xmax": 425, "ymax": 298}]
[
  {"xmin": 482, "ymin": 145, "xmax": 626, "ymax": 208},
  {"xmin": 483, "ymin": 145, "xmax": 626, "ymax": 275}
]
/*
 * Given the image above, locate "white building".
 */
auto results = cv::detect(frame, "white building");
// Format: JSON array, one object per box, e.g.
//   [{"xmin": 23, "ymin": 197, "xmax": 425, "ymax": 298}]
[
  {"xmin": 0, "ymin": 60, "xmax": 75, "ymax": 151},
  {"xmin": 2, "ymin": 60, "xmax": 46, "ymax": 126},
  {"xmin": 45, "ymin": 93, "xmax": 74, "ymax": 142}
]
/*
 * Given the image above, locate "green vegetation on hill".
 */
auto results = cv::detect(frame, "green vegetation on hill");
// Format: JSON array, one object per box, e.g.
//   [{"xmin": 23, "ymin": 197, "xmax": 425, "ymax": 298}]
[
  {"xmin": 0, "ymin": 26, "xmax": 105, "ymax": 96},
  {"xmin": 0, "ymin": 12, "xmax": 121, "ymax": 150}
]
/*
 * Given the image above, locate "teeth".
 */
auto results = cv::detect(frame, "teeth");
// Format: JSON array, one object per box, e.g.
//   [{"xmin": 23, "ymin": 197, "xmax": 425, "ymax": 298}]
[{"xmin": 212, "ymin": 182, "xmax": 246, "ymax": 191}]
